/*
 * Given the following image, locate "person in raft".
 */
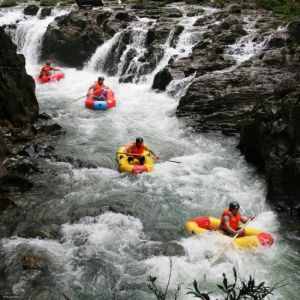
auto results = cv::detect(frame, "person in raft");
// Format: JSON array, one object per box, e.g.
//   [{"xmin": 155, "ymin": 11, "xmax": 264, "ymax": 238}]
[
  {"xmin": 219, "ymin": 201, "xmax": 254, "ymax": 237},
  {"xmin": 39, "ymin": 61, "xmax": 60, "ymax": 78},
  {"xmin": 89, "ymin": 76, "xmax": 108, "ymax": 101},
  {"xmin": 126, "ymin": 137, "xmax": 160, "ymax": 165}
]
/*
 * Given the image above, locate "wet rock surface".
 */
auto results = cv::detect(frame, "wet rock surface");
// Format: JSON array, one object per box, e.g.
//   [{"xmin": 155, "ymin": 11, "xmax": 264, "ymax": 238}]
[
  {"xmin": 41, "ymin": 8, "xmax": 130, "ymax": 68},
  {"xmin": 0, "ymin": 27, "xmax": 38, "ymax": 126}
]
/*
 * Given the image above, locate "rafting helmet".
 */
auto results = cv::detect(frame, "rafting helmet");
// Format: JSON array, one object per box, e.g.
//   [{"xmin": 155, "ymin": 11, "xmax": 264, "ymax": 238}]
[
  {"xmin": 136, "ymin": 137, "xmax": 144, "ymax": 144},
  {"xmin": 229, "ymin": 201, "xmax": 240, "ymax": 211},
  {"xmin": 98, "ymin": 76, "xmax": 104, "ymax": 82}
]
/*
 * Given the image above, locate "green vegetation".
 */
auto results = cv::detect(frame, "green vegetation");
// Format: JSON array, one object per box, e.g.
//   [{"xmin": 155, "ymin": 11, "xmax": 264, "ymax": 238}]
[
  {"xmin": 256, "ymin": 0, "xmax": 300, "ymax": 19},
  {"xmin": 0, "ymin": 0, "xmax": 17, "ymax": 7},
  {"xmin": 147, "ymin": 265, "xmax": 284, "ymax": 300},
  {"xmin": 40, "ymin": 0, "xmax": 58, "ymax": 6}
]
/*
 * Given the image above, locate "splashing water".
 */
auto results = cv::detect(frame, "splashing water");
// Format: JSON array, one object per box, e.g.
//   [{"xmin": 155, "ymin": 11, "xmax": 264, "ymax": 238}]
[{"xmin": 0, "ymin": 5, "xmax": 299, "ymax": 300}]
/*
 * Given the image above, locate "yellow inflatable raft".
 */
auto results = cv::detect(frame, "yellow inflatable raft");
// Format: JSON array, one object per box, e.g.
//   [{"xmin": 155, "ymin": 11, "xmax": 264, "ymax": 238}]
[
  {"xmin": 185, "ymin": 216, "xmax": 274, "ymax": 249},
  {"xmin": 116, "ymin": 146, "xmax": 155, "ymax": 174}
]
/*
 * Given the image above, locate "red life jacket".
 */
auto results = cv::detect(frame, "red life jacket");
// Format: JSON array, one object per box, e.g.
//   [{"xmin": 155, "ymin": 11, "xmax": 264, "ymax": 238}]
[
  {"xmin": 128, "ymin": 142, "xmax": 144, "ymax": 155},
  {"xmin": 219, "ymin": 208, "xmax": 241, "ymax": 230},
  {"xmin": 93, "ymin": 81, "xmax": 104, "ymax": 96},
  {"xmin": 40, "ymin": 65, "xmax": 52, "ymax": 77}
]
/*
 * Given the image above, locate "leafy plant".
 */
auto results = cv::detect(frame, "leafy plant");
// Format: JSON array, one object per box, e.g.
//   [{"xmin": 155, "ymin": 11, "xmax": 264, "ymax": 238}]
[
  {"xmin": 256, "ymin": 0, "xmax": 300, "ymax": 19},
  {"xmin": 147, "ymin": 258, "xmax": 181, "ymax": 300},
  {"xmin": 148, "ymin": 266, "xmax": 284, "ymax": 300}
]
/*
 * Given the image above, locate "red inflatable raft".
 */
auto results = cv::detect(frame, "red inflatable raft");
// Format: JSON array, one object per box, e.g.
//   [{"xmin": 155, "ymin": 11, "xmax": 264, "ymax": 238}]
[
  {"xmin": 35, "ymin": 71, "xmax": 65, "ymax": 84},
  {"xmin": 85, "ymin": 87, "xmax": 116, "ymax": 111}
]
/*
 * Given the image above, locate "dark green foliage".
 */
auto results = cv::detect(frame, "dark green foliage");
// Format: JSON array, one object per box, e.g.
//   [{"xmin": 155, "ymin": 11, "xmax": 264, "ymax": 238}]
[
  {"xmin": 148, "ymin": 267, "xmax": 283, "ymax": 300},
  {"xmin": 215, "ymin": 267, "xmax": 280, "ymax": 300},
  {"xmin": 187, "ymin": 280, "xmax": 211, "ymax": 299},
  {"xmin": 256, "ymin": 0, "xmax": 300, "ymax": 19},
  {"xmin": 0, "ymin": 0, "xmax": 17, "ymax": 7},
  {"xmin": 147, "ymin": 258, "xmax": 181, "ymax": 300},
  {"xmin": 40, "ymin": 0, "xmax": 58, "ymax": 6}
]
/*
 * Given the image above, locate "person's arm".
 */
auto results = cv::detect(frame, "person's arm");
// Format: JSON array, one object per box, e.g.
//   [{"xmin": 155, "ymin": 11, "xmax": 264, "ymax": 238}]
[
  {"xmin": 53, "ymin": 67, "xmax": 60, "ymax": 71},
  {"xmin": 241, "ymin": 215, "xmax": 254, "ymax": 224},
  {"xmin": 223, "ymin": 216, "xmax": 237, "ymax": 235},
  {"xmin": 240, "ymin": 215, "xmax": 248, "ymax": 224},
  {"xmin": 39, "ymin": 68, "xmax": 44, "ymax": 78},
  {"xmin": 125, "ymin": 145, "xmax": 133, "ymax": 156},
  {"xmin": 143, "ymin": 145, "xmax": 160, "ymax": 159}
]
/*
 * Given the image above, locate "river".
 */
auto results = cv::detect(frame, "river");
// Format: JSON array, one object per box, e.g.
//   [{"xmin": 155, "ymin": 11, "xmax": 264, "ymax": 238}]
[{"xmin": 0, "ymin": 5, "xmax": 299, "ymax": 300}]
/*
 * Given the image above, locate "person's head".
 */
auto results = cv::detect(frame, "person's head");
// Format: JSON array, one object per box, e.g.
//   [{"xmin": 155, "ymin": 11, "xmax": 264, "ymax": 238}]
[
  {"xmin": 136, "ymin": 137, "xmax": 144, "ymax": 148},
  {"xmin": 98, "ymin": 76, "xmax": 104, "ymax": 84},
  {"xmin": 45, "ymin": 60, "xmax": 51, "ymax": 66},
  {"xmin": 229, "ymin": 201, "xmax": 240, "ymax": 215}
]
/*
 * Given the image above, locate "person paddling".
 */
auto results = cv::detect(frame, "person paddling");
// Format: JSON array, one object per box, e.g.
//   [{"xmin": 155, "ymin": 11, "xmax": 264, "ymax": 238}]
[
  {"xmin": 89, "ymin": 76, "xmax": 108, "ymax": 101},
  {"xmin": 39, "ymin": 60, "xmax": 60, "ymax": 78},
  {"xmin": 219, "ymin": 201, "xmax": 254, "ymax": 237},
  {"xmin": 126, "ymin": 137, "xmax": 160, "ymax": 165}
]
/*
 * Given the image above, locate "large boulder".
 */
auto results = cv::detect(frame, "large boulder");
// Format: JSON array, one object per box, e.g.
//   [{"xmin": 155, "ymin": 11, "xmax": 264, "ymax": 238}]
[
  {"xmin": 0, "ymin": 27, "xmax": 38, "ymax": 127},
  {"xmin": 239, "ymin": 87, "xmax": 300, "ymax": 214},
  {"xmin": 23, "ymin": 4, "xmax": 39, "ymax": 16},
  {"xmin": 40, "ymin": 9, "xmax": 131, "ymax": 68}
]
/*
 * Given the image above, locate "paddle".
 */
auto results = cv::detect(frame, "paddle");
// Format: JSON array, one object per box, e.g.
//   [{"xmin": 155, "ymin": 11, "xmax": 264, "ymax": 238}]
[
  {"xmin": 70, "ymin": 88, "xmax": 102, "ymax": 104},
  {"xmin": 116, "ymin": 152, "xmax": 181, "ymax": 163},
  {"xmin": 209, "ymin": 215, "xmax": 255, "ymax": 266}
]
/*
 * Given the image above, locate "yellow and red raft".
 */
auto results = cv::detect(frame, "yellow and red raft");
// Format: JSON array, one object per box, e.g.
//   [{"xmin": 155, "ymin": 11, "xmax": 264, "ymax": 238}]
[
  {"xmin": 116, "ymin": 146, "xmax": 155, "ymax": 174},
  {"xmin": 185, "ymin": 216, "xmax": 274, "ymax": 249}
]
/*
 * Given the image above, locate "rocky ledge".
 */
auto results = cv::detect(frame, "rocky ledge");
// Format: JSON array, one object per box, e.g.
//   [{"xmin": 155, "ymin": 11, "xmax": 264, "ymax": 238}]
[{"xmin": 0, "ymin": 28, "xmax": 66, "ymax": 223}]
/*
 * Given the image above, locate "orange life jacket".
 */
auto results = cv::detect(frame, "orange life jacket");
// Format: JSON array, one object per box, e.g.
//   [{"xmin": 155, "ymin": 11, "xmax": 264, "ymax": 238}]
[
  {"xmin": 219, "ymin": 208, "xmax": 241, "ymax": 230},
  {"xmin": 128, "ymin": 142, "xmax": 144, "ymax": 155},
  {"xmin": 93, "ymin": 81, "xmax": 104, "ymax": 96},
  {"xmin": 40, "ymin": 65, "xmax": 52, "ymax": 77}
]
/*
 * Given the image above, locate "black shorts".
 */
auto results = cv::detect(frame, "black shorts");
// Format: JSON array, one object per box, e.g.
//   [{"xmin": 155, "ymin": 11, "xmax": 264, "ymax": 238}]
[{"xmin": 219, "ymin": 227, "xmax": 241, "ymax": 237}]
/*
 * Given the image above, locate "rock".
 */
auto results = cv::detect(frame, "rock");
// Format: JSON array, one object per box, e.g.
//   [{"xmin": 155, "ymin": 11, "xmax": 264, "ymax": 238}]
[
  {"xmin": 0, "ymin": 27, "xmax": 38, "ymax": 126},
  {"xmin": 38, "ymin": 112, "xmax": 52, "ymax": 120},
  {"xmin": 229, "ymin": 5, "xmax": 241, "ymax": 14},
  {"xmin": 41, "ymin": 9, "xmax": 116, "ymax": 68},
  {"xmin": 23, "ymin": 4, "xmax": 39, "ymax": 16},
  {"xmin": 0, "ymin": 197, "xmax": 16, "ymax": 211},
  {"xmin": 32, "ymin": 123, "xmax": 63, "ymax": 135},
  {"xmin": 137, "ymin": 241, "xmax": 185, "ymax": 257},
  {"xmin": 115, "ymin": 11, "xmax": 135, "ymax": 22},
  {"xmin": 288, "ymin": 20, "xmax": 300, "ymax": 44},
  {"xmin": 0, "ymin": 174, "xmax": 33, "ymax": 193},
  {"xmin": 239, "ymin": 88, "xmax": 300, "ymax": 213},
  {"xmin": 75, "ymin": 0, "xmax": 103, "ymax": 8},
  {"xmin": 267, "ymin": 36, "xmax": 286, "ymax": 49},
  {"xmin": 152, "ymin": 68, "xmax": 173, "ymax": 91},
  {"xmin": 119, "ymin": 48, "xmax": 138, "ymax": 76},
  {"xmin": 22, "ymin": 256, "xmax": 48, "ymax": 270},
  {"xmin": 3, "ymin": 157, "xmax": 40, "ymax": 175},
  {"xmin": 100, "ymin": 30, "xmax": 131, "ymax": 75},
  {"xmin": 0, "ymin": 137, "xmax": 10, "ymax": 162},
  {"xmin": 169, "ymin": 25, "xmax": 184, "ymax": 48},
  {"xmin": 119, "ymin": 74, "xmax": 135, "ymax": 83},
  {"xmin": 40, "ymin": 7, "xmax": 52, "ymax": 18}
]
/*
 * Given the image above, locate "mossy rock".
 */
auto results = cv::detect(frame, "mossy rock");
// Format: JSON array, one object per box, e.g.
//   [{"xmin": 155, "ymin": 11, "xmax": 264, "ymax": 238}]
[
  {"xmin": 40, "ymin": 0, "xmax": 58, "ymax": 6},
  {"xmin": 0, "ymin": 0, "xmax": 17, "ymax": 7},
  {"xmin": 24, "ymin": 4, "xmax": 39, "ymax": 15}
]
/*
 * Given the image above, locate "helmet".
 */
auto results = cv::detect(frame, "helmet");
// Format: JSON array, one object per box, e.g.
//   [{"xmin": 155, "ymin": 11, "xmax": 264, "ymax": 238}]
[
  {"xmin": 229, "ymin": 201, "xmax": 240, "ymax": 211},
  {"xmin": 45, "ymin": 60, "xmax": 51, "ymax": 65},
  {"xmin": 98, "ymin": 76, "xmax": 104, "ymax": 82},
  {"xmin": 136, "ymin": 137, "xmax": 144, "ymax": 144}
]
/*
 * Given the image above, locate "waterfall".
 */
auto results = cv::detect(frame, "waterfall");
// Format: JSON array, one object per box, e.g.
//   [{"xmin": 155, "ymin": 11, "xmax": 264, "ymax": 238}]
[
  {"xmin": 2, "ymin": 7, "xmax": 68, "ymax": 74},
  {"xmin": 0, "ymin": 5, "xmax": 297, "ymax": 300}
]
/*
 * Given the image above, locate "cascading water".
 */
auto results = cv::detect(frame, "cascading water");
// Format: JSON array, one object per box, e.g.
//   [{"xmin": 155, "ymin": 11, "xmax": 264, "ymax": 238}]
[
  {"xmin": 226, "ymin": 16, "xmax": 269, "ymax": 64},
  {"xmin": 0, "ymin": 5, "xmax": 299, "ymax": 300}
]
